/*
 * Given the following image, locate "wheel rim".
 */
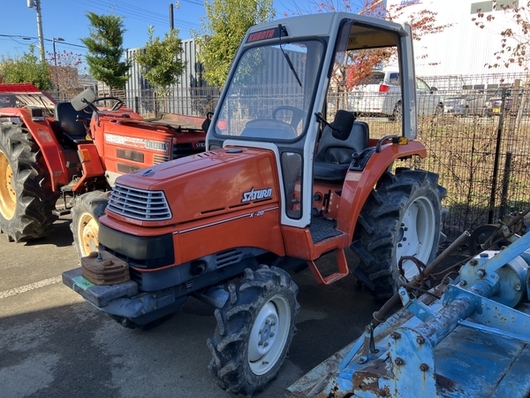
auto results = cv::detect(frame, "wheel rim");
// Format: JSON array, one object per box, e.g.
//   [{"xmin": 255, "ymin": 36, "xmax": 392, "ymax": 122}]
[
  {"xmin": 0, "ymin": 150, "xmax": 16, "ymax": 220},
  {"xmin": 248, "ymin": 295, "xmax": 291, "ymax": 376},
  {"xmin": 396, "ymin": 196, "xmax": 436, "ymax": 280},
  {"xmin": 77, "ymin": 212, "xmax": 100, "ymax": 256}
]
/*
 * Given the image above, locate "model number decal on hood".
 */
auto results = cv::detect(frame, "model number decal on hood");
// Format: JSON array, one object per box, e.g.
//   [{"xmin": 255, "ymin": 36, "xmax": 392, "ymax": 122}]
[
  {"xmin": 104, "ymin": 133, "xmax": 168, "ymax": 152},
  {"xmin": 241, "ymin": 187, "xmax": 272, "ymax": 203}
]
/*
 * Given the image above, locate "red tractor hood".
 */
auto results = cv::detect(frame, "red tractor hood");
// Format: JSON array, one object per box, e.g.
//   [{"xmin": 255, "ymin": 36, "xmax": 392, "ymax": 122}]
[{"xmin": 108, "ymin": 147, "xmax": 281, "ymax": 225}]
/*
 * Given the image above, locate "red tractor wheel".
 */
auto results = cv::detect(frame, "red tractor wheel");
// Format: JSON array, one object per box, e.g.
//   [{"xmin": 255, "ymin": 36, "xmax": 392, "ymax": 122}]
[
  {"xmin": 71, "ymin": 191, "xmax": 109, "ymax": 259},
  {"xmin": 0, "ymin": 122, "xmax": 58, "ymax": 241}
]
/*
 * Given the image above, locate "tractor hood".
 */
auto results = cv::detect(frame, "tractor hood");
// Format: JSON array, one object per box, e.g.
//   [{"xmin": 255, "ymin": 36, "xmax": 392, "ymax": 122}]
[{"xmin": 107, "ymin": 147, "xmax": 280, "ymax": 226}]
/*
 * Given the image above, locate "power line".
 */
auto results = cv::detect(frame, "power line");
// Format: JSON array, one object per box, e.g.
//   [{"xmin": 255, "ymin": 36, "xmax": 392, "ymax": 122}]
[
  {"xmin": 0, "ymin": 34, "xmax": 85, "ymax": 49},
  {"xmin": 70, "ymin": 0, "xmax": 200, "ymax": 30},
  {"xmin": 181, "ymin": 0, "xmax": 204, "ymax": 6}
]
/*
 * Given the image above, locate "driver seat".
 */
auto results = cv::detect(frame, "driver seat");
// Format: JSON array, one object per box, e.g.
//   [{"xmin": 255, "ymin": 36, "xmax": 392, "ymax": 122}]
[
  {"xmin": 54, "ymin": 102, "xmax": 90, "ymax": 144},
  {"xmin": 314, "ymin": 110, "xmax": 369, "ymax": 182}
]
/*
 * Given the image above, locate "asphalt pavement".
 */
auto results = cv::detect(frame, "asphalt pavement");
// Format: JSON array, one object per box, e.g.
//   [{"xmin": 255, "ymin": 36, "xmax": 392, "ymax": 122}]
[{"xmin": 0, "ymin": 214, "xmax": 380, "ymax": 398}]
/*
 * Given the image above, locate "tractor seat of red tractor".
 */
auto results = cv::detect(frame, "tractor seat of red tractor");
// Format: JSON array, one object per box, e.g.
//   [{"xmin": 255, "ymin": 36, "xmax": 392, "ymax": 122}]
[
  {"xmin": 313, "ymin": 110, "xmax": 369, "ymax": 181},
  {"xmin": 54, "ymin": 102, "xmax": 91, "ymax": 144}
]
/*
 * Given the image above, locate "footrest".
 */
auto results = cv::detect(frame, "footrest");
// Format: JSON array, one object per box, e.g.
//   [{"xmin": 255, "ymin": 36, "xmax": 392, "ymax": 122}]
[{"xmin": 308, "ymin": 248, "xmax": 350, "ymax": 285}]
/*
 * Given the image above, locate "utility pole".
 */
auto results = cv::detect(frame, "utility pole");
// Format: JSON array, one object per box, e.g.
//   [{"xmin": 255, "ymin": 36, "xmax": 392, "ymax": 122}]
[
  {"xmin": 170, "ymin": 2, "xmax": 179, "ymax": 30},
  {"xmin": 170, "ymin": 3, "xmax": 174, "ymax": 30},
  {"xmin": 27, "ymin": 0, "xmax": 45, "ymax": 63}
]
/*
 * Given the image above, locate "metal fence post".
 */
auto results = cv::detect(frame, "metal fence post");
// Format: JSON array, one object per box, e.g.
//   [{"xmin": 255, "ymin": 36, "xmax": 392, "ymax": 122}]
[{"xmin": 488, "ymin": 88, "xmax": 507, "ymax": 224}]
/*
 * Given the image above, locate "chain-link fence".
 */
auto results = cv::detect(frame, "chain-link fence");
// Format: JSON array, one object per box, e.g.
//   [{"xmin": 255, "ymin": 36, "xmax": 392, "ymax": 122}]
[
  {"xmin": 416, "ymin": 91, "xmax": 530, "ymax": 239},
  {"xmin": 116, "ymin": 77, "xmax": 530, "ymax": 239}
]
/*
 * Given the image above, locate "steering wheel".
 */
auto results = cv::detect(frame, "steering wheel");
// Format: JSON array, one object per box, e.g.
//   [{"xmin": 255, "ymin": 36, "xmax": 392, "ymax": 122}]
[
  {"xmin": 91, "ymin": 96, "xmax": 125, "ymax": 112},
  {"xmin": 272, "ymin": 106, "xmax": 305, "ymax": 129}
]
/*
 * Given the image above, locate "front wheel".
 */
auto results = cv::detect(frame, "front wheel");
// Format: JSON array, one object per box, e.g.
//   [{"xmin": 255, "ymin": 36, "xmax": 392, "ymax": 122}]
[
  {"xmin": 207, "ymin": 266, "xmax": 300, "ymax": 396},
  {"xmin": 351, "ymin": 169, "xmax": 446, "ymax": 298},
  {"xmin": 70, "ymin": 191, "xmax": 109, "ymax": 260}
]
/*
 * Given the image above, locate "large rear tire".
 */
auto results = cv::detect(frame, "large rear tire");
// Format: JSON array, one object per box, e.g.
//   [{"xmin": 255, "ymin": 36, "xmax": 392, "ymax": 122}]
[
  {"xmin": 0, "ymin": 122, "xmax": 58, "ymax": 241},
  {"xmin": 70, "ymin": 191, "xmax": 109, "ymax": 259},
  {"xmin": 207, "ymin": 266, "xmax": 300, "ymax": 396},
  {"xmin": 351, "ymin": 169, "xmax": 446, "ymax": 298}
]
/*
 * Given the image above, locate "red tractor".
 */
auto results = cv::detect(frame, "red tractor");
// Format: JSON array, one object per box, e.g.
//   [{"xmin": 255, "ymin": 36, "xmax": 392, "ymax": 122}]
[
  {"xmin": 63, "ymin": 12, "xmax": 446, "ymax": 396},
  {"xmin": 0, "ymin": 83, "xmax": 206, "ymax": 256}
]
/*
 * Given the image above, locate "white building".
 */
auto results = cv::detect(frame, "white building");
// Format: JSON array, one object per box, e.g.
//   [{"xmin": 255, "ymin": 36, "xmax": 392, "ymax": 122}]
[{"xmin": 386, "ymin": 0, "xmax": 527, "ymax": 82}]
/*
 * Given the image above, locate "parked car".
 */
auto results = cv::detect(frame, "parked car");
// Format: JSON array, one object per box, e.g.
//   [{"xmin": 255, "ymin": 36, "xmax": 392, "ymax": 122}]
[
  {"xmin": 444, "ymin": 92, "xmax": 489, "ymax": 117},
  {"xmin": 349, "ymin": 68, "xmax": 443, "ymax": 121},
  {"xmin": 485, "ymin": 89, "xmax": 530, "ymax": 116}
]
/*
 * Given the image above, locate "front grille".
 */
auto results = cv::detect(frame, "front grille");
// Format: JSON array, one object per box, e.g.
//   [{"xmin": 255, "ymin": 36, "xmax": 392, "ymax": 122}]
[
  {"xmin": 216, "ymin": 249, "xmax": 244, "ymax": 268},
  {"xmin": 153, "ymin": 154, "xmax": 170, "ymax": 164},
  {"xmin": 172, "ymin": 142, "xmax": 195, "ymax": 159},
  {"xmin": 107, "ymin": 183, "xmax": 172, "ymax": 221}
]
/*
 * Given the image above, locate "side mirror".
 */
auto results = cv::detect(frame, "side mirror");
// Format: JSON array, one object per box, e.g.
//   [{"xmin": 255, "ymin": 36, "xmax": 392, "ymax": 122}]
[{"xmin": 71, "ymin": 88, "xmax": 96, "ymax": 111}]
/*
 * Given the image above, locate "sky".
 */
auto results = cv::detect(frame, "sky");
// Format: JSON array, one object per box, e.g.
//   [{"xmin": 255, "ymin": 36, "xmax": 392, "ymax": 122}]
[{"xmin": 0, "ymin": 0, "xmax": 301, "ymax": 61}]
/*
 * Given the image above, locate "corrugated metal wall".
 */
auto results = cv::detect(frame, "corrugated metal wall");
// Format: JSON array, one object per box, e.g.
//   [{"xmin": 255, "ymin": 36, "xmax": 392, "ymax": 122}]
[{"xmin": 125, "ymin": 39, "xmax": 219, "ymax": 116}]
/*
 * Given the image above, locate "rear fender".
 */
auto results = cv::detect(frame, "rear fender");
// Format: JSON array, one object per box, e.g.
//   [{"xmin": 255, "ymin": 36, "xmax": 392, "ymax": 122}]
[
  {"xmin": 2, "ymin": 108, "xmax": 69, "ymax": 191},
  {"xmin": 336, "ymin": 140, "xmax": 427, "ymax": 237}
]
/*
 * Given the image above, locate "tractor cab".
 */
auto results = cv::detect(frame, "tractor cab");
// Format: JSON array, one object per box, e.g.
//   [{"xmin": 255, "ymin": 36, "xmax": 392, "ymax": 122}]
[{"xmin": 207, "ymin": 13, "xmax": 418, "ymax": 231}]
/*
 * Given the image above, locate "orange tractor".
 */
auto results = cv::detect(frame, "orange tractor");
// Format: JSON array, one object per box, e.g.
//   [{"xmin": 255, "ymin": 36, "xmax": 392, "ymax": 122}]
[
  {"xmin": 63, "ymin": 12, "xmax": 446, "ymax": 396},
  {"xmin": 0, "ymin": 83, "xmax": 206, "ymax": 256}
]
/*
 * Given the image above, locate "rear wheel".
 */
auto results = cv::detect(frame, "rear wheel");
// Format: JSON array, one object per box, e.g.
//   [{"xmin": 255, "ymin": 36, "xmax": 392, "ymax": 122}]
[
  {"xmin": 468, "ymin": 224, "xmax": 510, "ymax": 256},
  {"xmin": 351, "ymin": 169, "xmax": 446, "ymax": 298},
  {"xmin": 434, "ymin": 103, "xmax": 444, "ymax": 117},
  {"xmin": 0, "ymin": 122, "xmax": 58, "ymax": 241},
  {"xmin": 389, "ymin": 101, "xmax": 402, "ymax": 122},
  {"xmin": 207, "ymin": 266, "xmax": 300, "ymax": 396},
  {"xmin": 71, "ymin": 191, "xmax": 109, "ymax": 259}
]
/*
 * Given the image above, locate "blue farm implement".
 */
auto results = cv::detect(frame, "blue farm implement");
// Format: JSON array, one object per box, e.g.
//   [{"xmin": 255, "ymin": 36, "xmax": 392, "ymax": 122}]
[{"xmin": 287, "ymin": 231, "xmax": 530, "ymax": 397}]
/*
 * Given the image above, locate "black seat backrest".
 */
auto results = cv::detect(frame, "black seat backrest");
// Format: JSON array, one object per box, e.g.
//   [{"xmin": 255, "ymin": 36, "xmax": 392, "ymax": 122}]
[
  {"xmin": 54, "ymin": 102, "xmax": 87, "ymax": 141},
  {"xmin": 314, "ymin": 117, "xmax": 369, "ymax": 182}
]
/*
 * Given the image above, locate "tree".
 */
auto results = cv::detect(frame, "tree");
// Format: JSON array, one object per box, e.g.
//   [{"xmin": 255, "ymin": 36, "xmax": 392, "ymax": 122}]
[
  {"xmin": 135, "ymin": 26, "xmax": 186, "ymax": 112},
  {"xmin": 472, "ymin": 1, "xmax": 530, "ymax": 136},
  {"xmin": 284, "ymin": 0, "xmax": 450, "ymax": 89},
  {"xmin": 47, "ymin": 50, "xmax": 87, "ymax": 99},
  {"xmin": 82, "ymin": 12, "xmax": 130, "ymax": 92},
  {"xmin": 472, "ymin": 0, "xmax": 530, "ymax": 71},
  {"xmin": 0, "ymin": 45, "xmax": 52, "ymax": 90},
  {"xmin": 194, "ymin": 0, "xmax": 275, "ymax": 88}
]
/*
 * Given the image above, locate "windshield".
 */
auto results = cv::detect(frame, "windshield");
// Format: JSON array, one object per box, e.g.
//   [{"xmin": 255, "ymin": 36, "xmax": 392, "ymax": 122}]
[{"xmin": 214, "ymin": 40, "xmax": 325, "ymax": 140}]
